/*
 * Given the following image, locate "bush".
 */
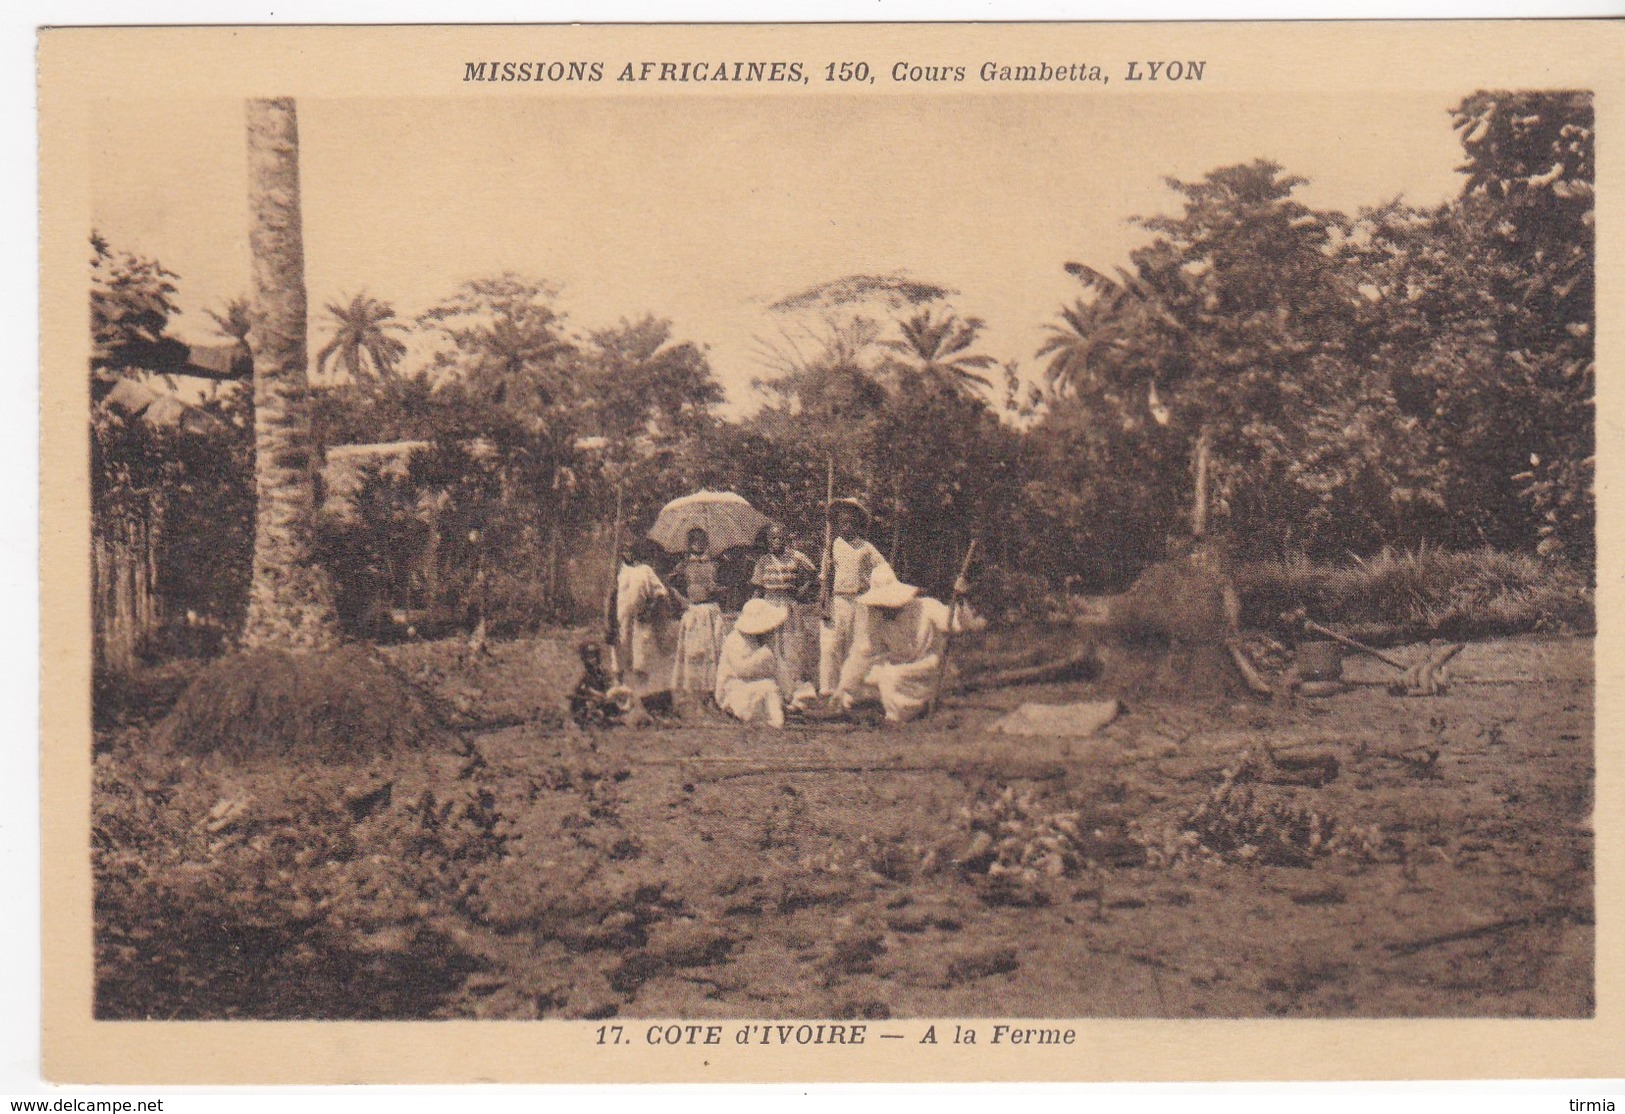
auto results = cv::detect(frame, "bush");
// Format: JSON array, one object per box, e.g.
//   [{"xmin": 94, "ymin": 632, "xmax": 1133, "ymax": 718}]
[
  {"xmin": 476, "ymin": 568, "xmax": 559, "ymax": 637},
  {"xmin": 1235, "ymin": 546, "xmax": 1594, "ymax": 640},
  {"xmin": 971, "ymin": 563, "xmax": 1055, "ymax": 624}
]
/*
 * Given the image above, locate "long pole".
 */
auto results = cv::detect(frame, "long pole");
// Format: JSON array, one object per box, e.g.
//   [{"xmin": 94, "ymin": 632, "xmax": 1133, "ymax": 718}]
[
  {"xmin": 1192, "ymin": 423, "xmax": 1212, "ymax": 539},
  {"xmin": 1302, "ymin": 618, "xmax": 1408, "ymax": 672},
  {"xmin": 606, "ymin": 482, "xmax": 625, "ymax": 679},
  {"xmin": 927, "ymin": 538, "xmax": 978, "ymax": 717},
  {"xmin": 818, "ymin": 456, "xmax": 835, "ymax": 620}
]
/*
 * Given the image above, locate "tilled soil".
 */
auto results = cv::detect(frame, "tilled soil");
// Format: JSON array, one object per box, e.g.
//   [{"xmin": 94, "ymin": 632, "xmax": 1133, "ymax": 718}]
[{"xmin": 419, "ymin": 634, "xmax": 1594, "ymax": 1020}]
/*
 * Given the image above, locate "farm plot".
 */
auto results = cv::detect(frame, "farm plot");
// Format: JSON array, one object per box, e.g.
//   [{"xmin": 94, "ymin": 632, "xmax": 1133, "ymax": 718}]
[{"xmin": 93, "ymin": 633, "xmax": 1593, "ymax": 1020}]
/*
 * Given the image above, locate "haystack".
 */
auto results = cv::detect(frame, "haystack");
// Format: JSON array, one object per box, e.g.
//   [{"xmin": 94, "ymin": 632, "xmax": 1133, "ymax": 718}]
[
  {"xmin": 1100, "ymin": 544, "xmax": 1246, "ymax": 700},
  {"xmin": 156, "ymin": 645, "xmax": 444, "ymax": 760}
]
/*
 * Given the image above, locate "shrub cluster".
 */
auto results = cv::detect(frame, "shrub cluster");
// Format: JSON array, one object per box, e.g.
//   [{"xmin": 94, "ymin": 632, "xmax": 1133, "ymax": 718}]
[{"xmin": 1235, "ymin": 546, "xmax": 1594, "ymax": 640}]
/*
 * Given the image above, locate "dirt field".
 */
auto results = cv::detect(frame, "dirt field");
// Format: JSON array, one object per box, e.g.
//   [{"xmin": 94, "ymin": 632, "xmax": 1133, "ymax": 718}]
[{"xmin": 367, "ymin": 631, "xmax": 1594, "ymax": 1021}]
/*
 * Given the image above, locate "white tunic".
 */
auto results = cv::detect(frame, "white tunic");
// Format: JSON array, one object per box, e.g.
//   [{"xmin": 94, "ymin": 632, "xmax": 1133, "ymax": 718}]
[
  {"xmin": 836, "ymin": 597, "xmax": 973, "ymax": 722},
  {"xmin": 616, "ymin": 562, "xmax": 677, "ymax": 698},
  {"xmin": 819, "ymin": 537, "xmax": 895, "ymax": 692},
  {"xmin": 714, "ymin": 629, "xmax": 792, "ymax": 727}
]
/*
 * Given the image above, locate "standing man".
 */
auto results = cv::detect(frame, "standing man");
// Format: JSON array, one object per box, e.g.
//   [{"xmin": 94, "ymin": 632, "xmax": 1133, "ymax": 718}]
[
  {"xmin": 613, "ymin": 538, "xmax": 678, "ymax": 715},
  {"xmin": 819, "ymin": 499, "xmax": 893, "ymax": 694}
]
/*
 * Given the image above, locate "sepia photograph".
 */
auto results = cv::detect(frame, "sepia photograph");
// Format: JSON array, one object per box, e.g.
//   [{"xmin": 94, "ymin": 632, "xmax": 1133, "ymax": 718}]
[{"xmin": 38, "ymin": 19, "xmax": 1620, "ymax": 1084}]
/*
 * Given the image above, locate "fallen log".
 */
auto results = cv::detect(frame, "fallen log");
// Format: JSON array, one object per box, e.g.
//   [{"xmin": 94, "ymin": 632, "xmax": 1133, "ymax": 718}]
[
  {"xmin": 654, "ymin": 758, "xmax": 1069, "ymax": 782},
  {"xmin": 1154, "ymin": 751, "xmax": 1339, "ymax": 788},
  {"xmin": 1262, "ymin": 746, "xmax": 1340, "ymax": 787},
  {"xmin": 703, "ymin": 763, "xmax": 939, "ymax": 782},
  {"xmin": 958, "ymin": 650, "xmax": 1098, "ymax": 693}
]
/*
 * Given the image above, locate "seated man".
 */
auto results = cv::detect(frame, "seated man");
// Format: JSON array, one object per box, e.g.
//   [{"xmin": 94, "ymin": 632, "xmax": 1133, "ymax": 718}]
[
  {"xmin": 714, "ymin": 598, "xmax": 795, "ymax": 728},
  {"xmin": 834, "ymin": 568, "xmax": 981, "ymax": 723}
]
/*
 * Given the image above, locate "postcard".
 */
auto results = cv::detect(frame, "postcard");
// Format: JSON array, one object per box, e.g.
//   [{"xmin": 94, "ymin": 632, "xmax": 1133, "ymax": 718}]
[{"xmin": 38, "ymin": 19, "xmax": 1623, "ymax": 1083}]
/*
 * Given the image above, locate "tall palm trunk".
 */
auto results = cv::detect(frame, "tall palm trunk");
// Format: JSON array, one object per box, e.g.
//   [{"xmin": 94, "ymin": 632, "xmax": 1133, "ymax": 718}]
[
  {"xmin": 240, "ymin": 97, "xmax": 339, "ymax": 652},
  {"xmin": 1192, "ymin": 423, "xmax": 1213, "ymax": 539}
]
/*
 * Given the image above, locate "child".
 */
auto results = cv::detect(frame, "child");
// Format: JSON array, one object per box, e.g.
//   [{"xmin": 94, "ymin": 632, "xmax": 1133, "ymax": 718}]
[
  {"xmin": 669, "ymin": 527, "xmax": 726, "ymax": 701},
  {"xmin": 570, "ymin": 641, "xmax": 630, "ymax": 728}
]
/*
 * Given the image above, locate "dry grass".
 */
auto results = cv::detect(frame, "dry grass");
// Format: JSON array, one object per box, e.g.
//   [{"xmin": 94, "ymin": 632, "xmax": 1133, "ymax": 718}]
[
  {"xmin": 156, "ymin": 645, "xmax": 444, "ymax": 760},
  {"xmin": 1108, "ymin": 554, "xmax": 1237, "ymax": 646}
]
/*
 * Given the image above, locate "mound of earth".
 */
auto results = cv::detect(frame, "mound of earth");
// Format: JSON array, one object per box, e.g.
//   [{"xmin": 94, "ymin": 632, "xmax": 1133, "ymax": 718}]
[
  {"xmin": 1102, "ymin": 546, "xmax": 1247, "ymax": 699},
  {"xmin": 157, "ymin": 645, "xmax": 445, "ymax": 760}
]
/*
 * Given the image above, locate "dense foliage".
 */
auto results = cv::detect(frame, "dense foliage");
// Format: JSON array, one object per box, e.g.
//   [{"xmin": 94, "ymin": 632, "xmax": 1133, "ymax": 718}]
[
  {"xmin": 91, "ymin": 235, "xmax": 255, "ymax": 660},
  {"xmin": 1025, "ymin": 90, "xmax": 1593, "ymax": 570},
  {"xmin": 92, "ymin": 89, "xmax": 1595, "ymax": 651}
]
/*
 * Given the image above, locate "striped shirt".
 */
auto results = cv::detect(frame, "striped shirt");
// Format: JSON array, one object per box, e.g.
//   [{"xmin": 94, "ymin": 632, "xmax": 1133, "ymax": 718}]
[{"xmin": 752, "ymin": 549, "xmax": 816, "ymax": 597}]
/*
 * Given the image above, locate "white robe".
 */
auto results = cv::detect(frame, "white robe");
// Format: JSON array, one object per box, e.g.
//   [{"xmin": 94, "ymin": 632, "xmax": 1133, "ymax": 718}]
[
  {"xmin": 616, "ymin": 562, "xmax": 677, "ymax": 698},
  {"xmin": 714, "ymin": 629, "xmax": 792, "ymax": 727},
  {"xmin": 836, "ymin": 597, "xmax": 974, "ymax": 723}
]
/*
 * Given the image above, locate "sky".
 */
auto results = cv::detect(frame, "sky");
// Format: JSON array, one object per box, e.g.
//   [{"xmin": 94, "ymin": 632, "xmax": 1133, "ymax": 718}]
[{"xmin": 91, "ymin": 91, "xmax": 1469, "ymax": 411}]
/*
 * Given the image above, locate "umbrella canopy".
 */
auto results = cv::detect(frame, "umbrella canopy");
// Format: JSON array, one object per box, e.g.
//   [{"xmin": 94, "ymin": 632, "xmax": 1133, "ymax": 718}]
[{"xmin": 647, "ymin": 490, "xmax": 774, "ymax": 554}]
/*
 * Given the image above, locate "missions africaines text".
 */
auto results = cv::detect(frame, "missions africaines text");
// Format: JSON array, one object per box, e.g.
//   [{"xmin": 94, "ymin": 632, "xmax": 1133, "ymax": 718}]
[{"xmin": 461, "ymin": 60, "xmax": 1151, "ymax": 84}]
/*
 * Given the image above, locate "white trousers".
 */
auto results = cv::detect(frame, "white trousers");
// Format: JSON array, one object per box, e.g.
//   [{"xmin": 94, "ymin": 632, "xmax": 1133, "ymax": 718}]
[{"xmin": 717, "ymin": 678, "xmax": 785, "ymax": 727}]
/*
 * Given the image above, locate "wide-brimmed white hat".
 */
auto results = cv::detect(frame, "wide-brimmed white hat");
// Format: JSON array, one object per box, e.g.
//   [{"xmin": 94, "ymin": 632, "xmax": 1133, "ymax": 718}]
[
  {"xmin": 858, "ymin": 568, "xmax": 919, "ymax": 609},
  {"xmin": 736, "ymin": 598, "xmax": 789, "ymax": 635}
]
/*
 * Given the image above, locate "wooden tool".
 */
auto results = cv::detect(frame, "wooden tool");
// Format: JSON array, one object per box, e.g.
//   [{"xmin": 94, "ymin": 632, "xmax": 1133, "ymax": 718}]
[
  {"xmin": 1301, "ymin": 619, "xmax": 1408, "ymax": 671},
  {"xmin": 927, "ymin": 539, "xmax": 978, "ymax": 717}
]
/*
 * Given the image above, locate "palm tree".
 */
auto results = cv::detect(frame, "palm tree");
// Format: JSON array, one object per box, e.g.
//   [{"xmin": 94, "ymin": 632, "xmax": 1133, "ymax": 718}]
[
  {"xmin": 239, "ymin": 96, "xmax": 339, "ymax": 651},
  {"xmin": 1037, "ymin": 263, "xmax": 1186, "ymax": 400},
  {"xmin": 204, "ymin": 296, "xmax": 255, "ymax": 387},
  {"xmin": 1039, "ymin": 262, "xmax": 1215, "ymax": 536},
  {"xmin": 316, "ymin": 292, "xmax": 408, "ymax": 383},
  {"xmin": 883, "ymin": 308, "xmax": 996, "ymax": 394},
  {"xmin": 205, "ymin": 295, "xmax": 253, "ymax": 346},
  {"xmin": 1036, "ymin": 296, "xmax": 1119, "ymax": 400}
]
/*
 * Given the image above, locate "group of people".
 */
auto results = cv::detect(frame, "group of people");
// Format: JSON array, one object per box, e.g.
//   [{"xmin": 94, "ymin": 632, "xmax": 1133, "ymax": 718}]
[{"xmin": 575, "ymin": 498, "xmax": 979, "ymax": 729}]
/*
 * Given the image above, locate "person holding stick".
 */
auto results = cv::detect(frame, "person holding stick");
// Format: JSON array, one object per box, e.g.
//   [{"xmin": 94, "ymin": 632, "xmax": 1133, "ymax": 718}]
[
  {"xmin": 833, "ymin": 566, "xmax": 982, "ymax": 723},
  {"xmin": 613, "ymin": 537, "xmax": 679, "ymax": 715},
  {"xmin": 602, "ymin": 484, "xmax": 625, "ymax": 680}
]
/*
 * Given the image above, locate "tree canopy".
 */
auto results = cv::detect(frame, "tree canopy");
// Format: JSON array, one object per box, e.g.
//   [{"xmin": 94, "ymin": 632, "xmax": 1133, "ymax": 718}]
[{"xmin": 91, "ymin": 88, "xmax": 1597, "ymax": 646}]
